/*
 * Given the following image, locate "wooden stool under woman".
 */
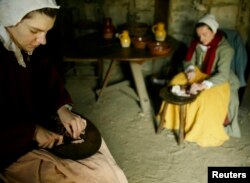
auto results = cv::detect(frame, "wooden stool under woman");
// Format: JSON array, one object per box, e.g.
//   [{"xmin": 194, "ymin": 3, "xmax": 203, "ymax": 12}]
[{"xmin": 157, "ymin": 87, "xmax": 197, "ymax": 145}]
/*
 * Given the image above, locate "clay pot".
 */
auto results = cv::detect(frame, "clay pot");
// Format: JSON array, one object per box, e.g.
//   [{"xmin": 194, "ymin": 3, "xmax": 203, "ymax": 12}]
[
  {"xmin": 132, "ymin": 36, "xmax": 150, "ymax": 49},
  {"xmin": 103, "ymin": 17, "xmax": 115, "ymax": 39},
  {"xmin": 148, "ymin": 41, "xmax": 171, "ymax": 56},
  {"xmin": 152, "ymin": 22, "xmax": 167, "ymax": 41},
  {"xmin": 119, "ymin": 30, "xmax": 131, "ymax": 48}
]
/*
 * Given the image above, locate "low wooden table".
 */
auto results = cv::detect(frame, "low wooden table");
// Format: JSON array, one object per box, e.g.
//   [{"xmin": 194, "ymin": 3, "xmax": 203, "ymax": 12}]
[
  {"xmin": 98, "ymin": 44, "xmax": 172, "ymax": 115},
  {"xmin": 63, "ymin": 33, "xmax": 176, "ymax": 115}
]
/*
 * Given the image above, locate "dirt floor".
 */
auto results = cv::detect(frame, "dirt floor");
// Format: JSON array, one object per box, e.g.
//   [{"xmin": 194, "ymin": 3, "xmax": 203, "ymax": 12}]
[{"xmin": 65, "ymin": 73, "xmax": 250, "ymax": 183}]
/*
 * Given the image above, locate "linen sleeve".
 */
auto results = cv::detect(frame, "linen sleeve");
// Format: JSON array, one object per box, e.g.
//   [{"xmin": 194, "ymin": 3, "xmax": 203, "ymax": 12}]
[
  {"xmin": 206, "ymin": 43, "xmax": 234, "ymax": 86},
  {"xmin": 183, "ymin": 49, "xmax": 196, "ymax": 72}
]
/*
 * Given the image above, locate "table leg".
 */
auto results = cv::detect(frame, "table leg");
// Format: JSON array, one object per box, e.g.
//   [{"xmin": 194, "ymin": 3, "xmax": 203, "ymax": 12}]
[
  {"xmin": 129, "ymin": 62, "xmax": 151, "ymax": 114},
  {"xmin": 97, "ymin": 60, "xmax": 115, "ymax": 101},
  {"xmin": 97, "ymin": 58, "xmax": 103, "ymax": 81}
]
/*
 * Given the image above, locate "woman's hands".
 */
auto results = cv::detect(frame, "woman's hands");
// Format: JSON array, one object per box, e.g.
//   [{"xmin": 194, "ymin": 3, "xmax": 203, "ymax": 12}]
[
  {"xmin": 185, "ymin": 69, "xmax": 208, "ymax": 95},
  {"xmin": 34, "ymin": 106, "xmax": 87, "ymax": 148},
  {"xmin": 57, "ymin": 106, "xmax": 87, "ymax": 139},
  {"xmin": 34, "ymin": 125, "xmax": 63, "ymax": 148},
  {"xmin": 33, "ymin": 106, "xmax": 87, "ymax": 149},
  {"xmin": 189, "ymin": 83, "xmax": 207, "ymax": 95},
  {"xmin": 186, "ymin": 70, "xmax": 196, "ymax": 82}
]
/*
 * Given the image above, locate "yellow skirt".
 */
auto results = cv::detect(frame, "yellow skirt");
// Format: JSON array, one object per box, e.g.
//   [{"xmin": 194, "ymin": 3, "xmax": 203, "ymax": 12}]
[{"xmin": 157, "ymin": 68, "xmax": 230, "ymax": 147}]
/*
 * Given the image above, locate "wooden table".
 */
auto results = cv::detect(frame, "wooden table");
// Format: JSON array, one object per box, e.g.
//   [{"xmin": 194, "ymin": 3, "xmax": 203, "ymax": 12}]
[{"xmin": 63, "ymin": 33, "xmax": 174, "ymax": 115}]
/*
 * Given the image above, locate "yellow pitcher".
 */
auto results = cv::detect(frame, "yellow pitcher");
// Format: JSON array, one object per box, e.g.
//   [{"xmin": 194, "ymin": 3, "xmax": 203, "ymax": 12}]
[
  {"xmin": 119, "ymin": 30, "xmax": 131, "ymax": 48},
  {"xmin": 152, "ymin": 22, "xmax": 167, "ymax": 42}
]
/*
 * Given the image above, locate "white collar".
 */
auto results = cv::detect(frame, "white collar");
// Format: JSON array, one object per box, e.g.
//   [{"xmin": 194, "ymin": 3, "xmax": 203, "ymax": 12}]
[
  {"xmin": 198, "ymin": 43, "xmax": 208, "ymax": 52},
  {"xmin": 0, "ymin": 25, "xmax": 27, "ymax": 67}
]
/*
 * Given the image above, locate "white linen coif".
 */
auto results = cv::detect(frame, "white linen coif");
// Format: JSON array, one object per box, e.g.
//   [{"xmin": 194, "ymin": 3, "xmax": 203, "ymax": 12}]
[{"xmin": 0, "ymin": 0, "xmax": 59, "ymax": 67}]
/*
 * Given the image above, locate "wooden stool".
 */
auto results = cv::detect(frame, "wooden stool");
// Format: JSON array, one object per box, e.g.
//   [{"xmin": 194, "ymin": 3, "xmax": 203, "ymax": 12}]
[{"xmin": 157, "ymin": 87, "xmax": 197, "ymax": 145}]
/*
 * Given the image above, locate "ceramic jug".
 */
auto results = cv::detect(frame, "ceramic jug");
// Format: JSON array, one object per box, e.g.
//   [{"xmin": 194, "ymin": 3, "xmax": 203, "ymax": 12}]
[
  {"xmin": 119, "ymin": 30, "xmax": 131, "ymax": 48},
  {"xmin": 152, "ymin": 22, "xmax": 167, "ymax": 41},
  {"xmin": 103, "ymin": 17, "xmax": 115, "ymax": 39}
]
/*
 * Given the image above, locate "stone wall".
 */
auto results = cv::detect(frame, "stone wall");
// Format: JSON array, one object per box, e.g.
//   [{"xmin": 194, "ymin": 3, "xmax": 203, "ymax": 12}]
[
  {"xmin": 57, "ymin": 0, "xmax": 249, "ymax": 44},
  {"xmin": 57, "ymin": 0, "xmax": 154, "ymax": 33},
  {"xmin": 58, "ymin": 0, "xmax": 250, "ymax": 82},
  {"xmin": 168, "ymin": 0, "xmax": 250, "ymax": 45}
]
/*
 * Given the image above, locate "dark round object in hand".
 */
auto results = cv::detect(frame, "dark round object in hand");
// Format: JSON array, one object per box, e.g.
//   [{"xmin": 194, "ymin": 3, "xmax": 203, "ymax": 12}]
[
  {"xmin": 160, "ymin": 85, "xmax": 198, "ymax": 105},
  {"xmin": 48, "ymin": 117, "xmax": 102, "ymax": 160}
]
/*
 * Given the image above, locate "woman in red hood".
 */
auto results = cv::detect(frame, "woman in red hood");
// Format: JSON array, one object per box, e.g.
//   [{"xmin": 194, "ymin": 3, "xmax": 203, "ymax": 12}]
[{"xmin": 157, "ymin": 14, "xmax": 241, "ymax": 147}]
